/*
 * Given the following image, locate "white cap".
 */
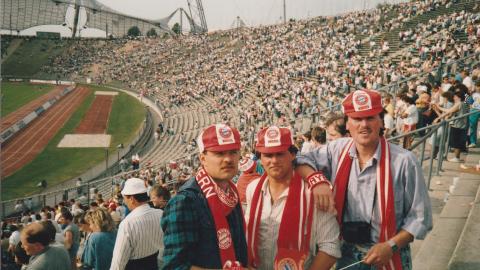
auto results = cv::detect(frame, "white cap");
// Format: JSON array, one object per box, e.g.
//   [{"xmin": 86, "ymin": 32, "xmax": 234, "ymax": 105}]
[{"xmin": 121, "ymin": 178, "xmax": 148, "ymax": 195}]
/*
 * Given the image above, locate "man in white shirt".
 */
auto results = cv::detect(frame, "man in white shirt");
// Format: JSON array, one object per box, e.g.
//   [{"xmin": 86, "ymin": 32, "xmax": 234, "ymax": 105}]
[
  {"xmin": 110, "ymin": 178, "xmax": 163, "ymax": 270},
  {"xmin": 246, "ymin": 126, "xmax": 340, "ymax": 270},
  {"xmin": 441, "ymin": 75, "xmax": 452, "ymax": 93},
  {"xmin": 384, "ymin": 110, "xmax": 395, "ymax": 138},
  {"xmin": 401, "ymin": 95, "xmax": 418, "ymax": 149},
  {"xmin": 461, "ymin": 70, "xmax": 474, "ymax": 93}
]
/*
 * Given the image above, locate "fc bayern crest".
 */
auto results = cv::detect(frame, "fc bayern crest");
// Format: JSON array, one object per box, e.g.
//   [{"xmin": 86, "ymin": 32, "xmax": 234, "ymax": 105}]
[
  {"xmin": 219, "ymin": 127, "xmax": 232, "ymax": 138},
  {"xmin": 354, "ymin": 94, "xmax": 368, "ymax": 106},
  {"xmin": 215, "ymin": 124, "xmax": 235, "ymax": 145},
  {"xmin": 352, "ymin": 91, "xmax": 372, "ymax": 111},
  {"xmin": 267, "ymin": 128, "xmax": 279, "ymax": 139},
  {"xmin": 265, "ymin": 126, "xmax": 281, "ymax": 147},
  {"xmin": 217, "ymin": 228, "xmax": 232, "ymax": 250},
  {"xmin": 277, "ymin": 257, "xmax": 299, "ymax": 270}
]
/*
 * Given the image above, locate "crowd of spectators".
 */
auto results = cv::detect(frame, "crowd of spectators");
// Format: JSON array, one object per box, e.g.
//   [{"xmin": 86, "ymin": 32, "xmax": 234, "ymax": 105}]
[{"xmin": 2, "ymin": 1, "xmax": 480, "ymax": 268}]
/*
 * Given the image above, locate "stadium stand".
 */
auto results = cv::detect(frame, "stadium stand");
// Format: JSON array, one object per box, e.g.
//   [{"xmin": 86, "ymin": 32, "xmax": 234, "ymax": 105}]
[{"xmin": 2, "ymin": 0, "xmax": 480, "ymax": 269}]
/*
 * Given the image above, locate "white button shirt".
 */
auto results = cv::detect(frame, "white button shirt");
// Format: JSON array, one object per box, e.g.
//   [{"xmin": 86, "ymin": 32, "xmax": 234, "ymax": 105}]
[
  {"xmin": 245, "ymin": 178, "xmax": 341, "ymax": 270},
  {"xmin": 110, "ymin": 204, "xmax": 164, "ymax": 270}
]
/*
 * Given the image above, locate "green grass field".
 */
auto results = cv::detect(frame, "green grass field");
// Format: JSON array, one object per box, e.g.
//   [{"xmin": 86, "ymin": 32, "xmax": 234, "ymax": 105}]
[
  {"xmin": 1, "ymin": 39, "xmax": 69, "ymax": 78},
  {"xmin": 1, "ymin": 82, "xmax": 55, "ymax": 116},
  {"xmin": 2, "ymin": 85, "xmax": 146, "ymax": 200}
]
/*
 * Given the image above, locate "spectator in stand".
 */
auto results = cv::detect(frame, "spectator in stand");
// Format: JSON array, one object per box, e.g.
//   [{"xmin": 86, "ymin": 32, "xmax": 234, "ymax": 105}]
[
  {"xmin": 296, "ymin": 89, "xmax": 433, "ymax": 270},
  {"xmin": 13, "ymin": 242, "xmax": 30, "ymax": 269},
  {"xmin": 325, "ymin": 114, "xmax": 348, "ymax": 142},
  {"xmin": 416, "ymin": 89, "xmax": 432, "ymax": 135},
  {"xmin": 236, "ymin": 156, "xmax": 260, "ymax": 210},
  {"xmin": 383, "ymin": 108, "xmax": 395, "ymax": 139},
  {"xmin": 461, "ymin": 69, "xmax": 474, "ymax": 92},
  {"xmin": 300, "ymin": 131, "xmax": 313, "ymax": 154},
  {"xmin": 161, "ymin": 124, "xmax": 248, "ymax": 269},
  {"xmin": 310, "ymin": 126, "xmax": 327, "ymax": 151},
  {"xmin": 110, "ymin": 178, "xmax": 163, "ymax": 270},
  {"xmin": 434, "ymin": 89, "xmax": 470, "ymax": 162},
  {"xmin": 14, "ymin": 200, "xmax": 25, "ymax": 213},
  {"xmin": 149, "ymin": 185, "xmax": 171, "ymax": 210},
  {"xmin": 8, "ymin": 224, "xmax": 21, "ymax": 255},
  {"xmin": 107, "ymin": 203, "xmax": 121, "ymax": 227},
  {"xmin": 468, "ymin": 81, "xmax": 480, "ymax": 147},
  {"xmin": 58, "ymin": 209, "xmax": 81, "ymax": 269},
  {"xmin": 246, "ymin": 126, "xmax": 340, "ymax": 269},
  {"xmin": 20, "ymin": 222, "xmax": 71, "ymax": 270},
  {"xmin": 76, "ymin": 178, "xmax": 83, "ymax": 196},
  {"xmin": 82, "ymin": 208, "xmax": 117, "ymax": 270},
  {"xmin": 401, "ymin": 95, "xmax": 418, "ymax": 149}
]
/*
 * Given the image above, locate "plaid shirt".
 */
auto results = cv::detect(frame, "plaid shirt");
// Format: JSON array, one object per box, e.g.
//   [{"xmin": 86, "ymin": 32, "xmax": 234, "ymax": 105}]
[{"xmin": 161, "ymin": 178, "xmax": 248, "ymax": 269}]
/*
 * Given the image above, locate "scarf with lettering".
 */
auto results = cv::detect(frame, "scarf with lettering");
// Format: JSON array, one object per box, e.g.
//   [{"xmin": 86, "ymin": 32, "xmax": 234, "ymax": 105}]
[
  {"xmin": 247, "ymin": 172, "xmax": 314, "ymax": 269},
  {"xmin": 334, "ymin": 137, "xmax": 402, "ymax": 270},
  {"xmin": 196, "ymin": 167, "xmax": 243, "ymax": 270}
]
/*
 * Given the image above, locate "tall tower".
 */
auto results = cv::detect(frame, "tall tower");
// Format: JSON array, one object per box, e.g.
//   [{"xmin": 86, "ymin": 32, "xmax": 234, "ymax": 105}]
[{"xmin": 186, "ymin": 0, "xmax": 208, "ymax": 34}]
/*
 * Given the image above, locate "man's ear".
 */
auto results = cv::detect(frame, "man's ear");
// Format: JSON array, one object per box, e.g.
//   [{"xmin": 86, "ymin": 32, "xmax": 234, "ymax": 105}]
[{"xmin": 199, "ymin": 152, "xmax": 206, "ymax": 166}]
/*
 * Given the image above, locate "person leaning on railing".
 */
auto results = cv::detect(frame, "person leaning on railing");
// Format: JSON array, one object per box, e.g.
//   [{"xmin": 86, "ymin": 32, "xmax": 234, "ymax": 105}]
[{"xmin": 433, "ymin": 87, "xmax": 470, "ymax": 162}]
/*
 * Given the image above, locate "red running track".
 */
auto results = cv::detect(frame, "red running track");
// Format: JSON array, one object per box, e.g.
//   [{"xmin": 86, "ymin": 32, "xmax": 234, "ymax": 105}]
[
  {"xmin": 1, "ymin": 86, "xmax": 65, "ymax": 132},
  {"xmin": 75, "ymin": 95, "xmax": 114, "ymax": 134},
  {"xmin": 1, "ymin": 87, "xmax": 90, "ymax": 177}
]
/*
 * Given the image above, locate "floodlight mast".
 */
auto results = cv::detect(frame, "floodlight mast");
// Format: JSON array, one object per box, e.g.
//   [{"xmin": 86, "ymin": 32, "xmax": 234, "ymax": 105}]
[
  {"xmin": 71, "ymin": 0, "xmax": 81, "ymax": 38},
  {"xmin": 186, "ymin": 0, "xmax": 208, "ymax": 34}
]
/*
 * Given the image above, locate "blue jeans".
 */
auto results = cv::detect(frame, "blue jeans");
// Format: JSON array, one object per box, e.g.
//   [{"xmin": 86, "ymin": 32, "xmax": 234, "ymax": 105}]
[
  {"xmin": 468, "ymin": 109, "xmax": 480, "ymax": 145},
  {"xmin": 336, "ymin": 242, "xmax": 412, "ymax": 270}
]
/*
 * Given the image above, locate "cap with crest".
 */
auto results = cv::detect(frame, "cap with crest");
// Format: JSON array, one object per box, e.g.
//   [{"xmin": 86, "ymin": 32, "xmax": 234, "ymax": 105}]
[
  {"xmin": 197, "ymin": 124, "xmax": 241, "ymax": 152},
  {"xmin": 342, "ymin": 89, "xmax": 383, "ymax": 118},
  {"xmin": 255, "ymin": 126, "xmax": 294, "ymax": 153}
]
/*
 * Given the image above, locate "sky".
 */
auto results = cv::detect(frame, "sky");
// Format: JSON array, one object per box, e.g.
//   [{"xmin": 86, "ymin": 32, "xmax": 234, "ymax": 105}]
[{"xmin": 2, "ymin": 0, "xmax": 407, "ymax": 37}]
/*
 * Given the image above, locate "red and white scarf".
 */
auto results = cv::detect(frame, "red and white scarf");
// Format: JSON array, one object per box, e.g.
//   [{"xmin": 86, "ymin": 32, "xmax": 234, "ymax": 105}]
[
  {"xmin": 247, "ymin": 172, "xmax": 314, "ymax": 268},
  {"xmin": 196, "ymin": 167, "xmax": 244, "ymax": 270},
  {"xmin": 334, "ymin": 137, "xmax": 402, "ymax": 270}
]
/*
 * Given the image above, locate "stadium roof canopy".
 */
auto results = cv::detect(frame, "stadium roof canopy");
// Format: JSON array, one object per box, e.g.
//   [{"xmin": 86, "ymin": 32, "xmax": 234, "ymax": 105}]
[
  {"xmin": 1, "ymin": 0, "xmax": 182, "ymax": 37},
  {"xmin": 1, "ymin": 0, "xmax": 69, "ymax": 32}
]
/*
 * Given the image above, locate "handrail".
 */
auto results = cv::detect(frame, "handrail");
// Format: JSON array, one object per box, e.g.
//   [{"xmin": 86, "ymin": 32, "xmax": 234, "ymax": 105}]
[{"xmin": 389, "ymin": 109, "xmax": 479, "ymax": 142}]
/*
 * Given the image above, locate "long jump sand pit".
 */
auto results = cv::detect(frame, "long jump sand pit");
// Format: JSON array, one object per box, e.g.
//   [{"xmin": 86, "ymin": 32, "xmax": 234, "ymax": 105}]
[
  {"xmin": 57, "ymin": 134, "xmax": 111, "ymax": 148},
  {"xmin": 58, "ymin": 91, "xmax": 116, "ymax": 148}
]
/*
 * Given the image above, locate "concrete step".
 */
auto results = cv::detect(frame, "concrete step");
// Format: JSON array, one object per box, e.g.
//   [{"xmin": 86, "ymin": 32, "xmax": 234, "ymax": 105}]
[
  {"xmin": 448, "ymin": 181, "xmax": 480, "ymax": 270},
  {"xmin": 412, "ymin": 149, "xmax": 480, "ymax": 270}
]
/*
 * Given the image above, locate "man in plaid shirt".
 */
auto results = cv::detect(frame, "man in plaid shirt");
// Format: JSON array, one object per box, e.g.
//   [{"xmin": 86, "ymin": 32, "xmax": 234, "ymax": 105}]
[{"xmin": 161, "ymin": 124, "xmax": 248, "ymax": 269}]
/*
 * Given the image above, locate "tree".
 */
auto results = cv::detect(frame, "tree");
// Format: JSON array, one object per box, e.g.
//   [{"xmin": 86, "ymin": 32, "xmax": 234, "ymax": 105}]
[
  {"xmin": 172, "ymin": 23, "xmax": 181, "ymax": 35},
  {"xmin": 127, "ymin": 26, "xmax": 141, "ymax": 37},
  {"xmin": 147, "ymin": 28, "xmax": 158, "ymax": 37}
]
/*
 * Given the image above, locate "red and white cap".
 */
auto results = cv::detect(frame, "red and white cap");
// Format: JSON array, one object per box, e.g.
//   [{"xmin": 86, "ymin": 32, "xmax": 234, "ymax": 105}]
[
  {"xmin": 256, "ymin": 126, "xmax": 294, "ymax": 153},
  {"xmin": 342, "ymin": 89, "xmax": 383, "ymax": 118},
  {"xmin": 197, "ymin": 124, "xmax": 241, "ymax": 152},
  {"xmin": 239, "ymin": 158, "xmax": 256, "ymax": 173}
]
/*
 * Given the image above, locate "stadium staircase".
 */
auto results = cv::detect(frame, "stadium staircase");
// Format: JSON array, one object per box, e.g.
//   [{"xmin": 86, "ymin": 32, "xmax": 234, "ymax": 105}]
[{"xmin": 411, "ymin": 145, "xmax": 480, "ymax": 270}]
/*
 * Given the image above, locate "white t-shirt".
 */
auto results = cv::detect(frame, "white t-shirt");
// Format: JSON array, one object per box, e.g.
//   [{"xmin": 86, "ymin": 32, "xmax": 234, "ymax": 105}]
[
  {"xmin": 9, "ymin": 230, "xmax": 20, "ymax": 246},
  {"xmin": 384, "ymin": 113, "xmax": 395, "ymax": 130},
  {"xmin": 441, "ymin": 83, "xmax": 452, "ymax": 93},
  {"xmin": 403, "ymin": 105, "xmax": 419, "ymax": 125},
  {"xmin": 301, "ymin": 141, "xmax": 314, "ymax": 154},
  {"xmin": 463, "ymin": 76, "xmax": 473, "ymax": 91}
]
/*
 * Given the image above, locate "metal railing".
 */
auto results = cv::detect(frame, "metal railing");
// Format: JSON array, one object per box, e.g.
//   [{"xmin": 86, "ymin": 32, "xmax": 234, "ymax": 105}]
[{"xmin": 388, "ymin": 109, "xmax": 480, "ymax": 190}]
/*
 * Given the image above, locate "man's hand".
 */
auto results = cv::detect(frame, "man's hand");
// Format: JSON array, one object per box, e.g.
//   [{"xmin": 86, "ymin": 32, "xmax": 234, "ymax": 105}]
[
  {"xmin": 311, "ymin": 183, "xmax": 335, "ymax": 213},
  {"xmin": 363, "ymin": 242, "xmax": 394, "ymax": 268}
]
